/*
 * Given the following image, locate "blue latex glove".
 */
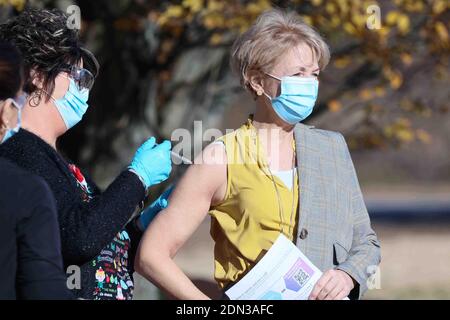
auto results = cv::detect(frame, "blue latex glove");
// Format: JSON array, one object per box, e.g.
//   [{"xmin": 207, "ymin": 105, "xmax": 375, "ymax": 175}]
[
  {"xmin": 129, "ymin": 137, "xmax": 172, "ymax": 189},
  {"xmin": 139, "ymin": 186, "xmax": 174, "ymax": 230}
]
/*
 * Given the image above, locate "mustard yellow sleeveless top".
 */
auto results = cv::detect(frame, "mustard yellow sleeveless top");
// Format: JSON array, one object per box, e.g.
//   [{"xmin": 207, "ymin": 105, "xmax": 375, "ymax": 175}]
[{"xmin": 209, "ymin": 117, "xmax": 299, "ymax": 289}]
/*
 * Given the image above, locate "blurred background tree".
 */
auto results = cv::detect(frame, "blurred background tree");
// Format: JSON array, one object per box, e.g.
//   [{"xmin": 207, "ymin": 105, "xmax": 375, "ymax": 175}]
[{"xmin": 0, "ymin": 0, "xmax": 449, "ymax": 188}]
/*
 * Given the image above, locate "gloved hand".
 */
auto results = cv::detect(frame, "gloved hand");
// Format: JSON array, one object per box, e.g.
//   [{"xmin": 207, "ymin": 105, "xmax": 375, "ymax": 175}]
[
  {"xmin": 129, "ymin": 137, "xmax": 172, "ymax": 190},
  {"xmin": 139, "ymin": 186, "xmax": 174, "ymax": 230}
]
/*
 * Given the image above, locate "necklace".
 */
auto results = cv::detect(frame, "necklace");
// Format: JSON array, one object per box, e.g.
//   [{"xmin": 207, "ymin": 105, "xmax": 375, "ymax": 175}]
[
  {"xmin": 266, "ymin": 144, "xmax": 297, "ymax": 237},
  {"xmin": 250, "ymin": 121, "xmax": 298, "ymax": 238}
]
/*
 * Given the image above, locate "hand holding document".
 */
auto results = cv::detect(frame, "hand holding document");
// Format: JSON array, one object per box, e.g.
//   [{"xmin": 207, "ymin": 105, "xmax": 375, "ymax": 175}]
[{"xmin": 225, "ymin": 234, "xmax": 349, "ymax": 300}]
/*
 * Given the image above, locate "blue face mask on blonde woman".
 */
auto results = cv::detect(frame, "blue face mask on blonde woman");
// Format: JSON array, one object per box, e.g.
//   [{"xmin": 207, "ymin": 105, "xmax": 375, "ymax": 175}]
[{"xmin": 262, "ymin": 73, "xmax": 319, "ymax": 124}]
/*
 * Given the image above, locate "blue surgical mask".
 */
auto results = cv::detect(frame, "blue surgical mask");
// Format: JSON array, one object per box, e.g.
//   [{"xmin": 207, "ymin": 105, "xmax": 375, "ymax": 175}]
[
  {"xmin": 1, "ymin": 98, "xmax": 23, "ymax": 144},
  {"xmin": 52, "ymin": 78, "xmax": 90, "ymax": 129},
  {"xmin": 264, "ymin": 74, "xmax": 319, "ymax": 125}
]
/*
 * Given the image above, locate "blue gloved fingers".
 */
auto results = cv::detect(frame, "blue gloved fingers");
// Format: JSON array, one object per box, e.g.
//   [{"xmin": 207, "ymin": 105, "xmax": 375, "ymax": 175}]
[
  {"xmin": 129, "ymin": 138, "xmax": 173, "ymax": 189},
  {"xmin": 159, "ymin": 199, "xmax": 168, "ymax": 209},
  {"xmin": 165, "ymin": 162, "xmax": 173, "ymax": 178},
  {"xmin": 150, "ymin": 195, "xmax": 168, "ymax": 210},
  {"xmin": 152, "ymin": 186, "xmax": 174, "ymax": 208},
  {"xmin": 156, "ymin": 146, "xmax": 173, "ymax": 179},
  {"xmin": 139, "ymin": 193, "xmax": 170, "ymax": 230},
  {"xmin": 151, "ymin": 162, "xmax": 172, "ymax": 181},
  {"xmin": 151, "ymin": 140, "xmax": 172, "ymax": 167},
  {"xmin": 156, "ymin": 140, "xmax": 172, "ymax": 151},
  {"xmin": 140, "ymin": 136, "xmax": 157, "ymax": 151}
]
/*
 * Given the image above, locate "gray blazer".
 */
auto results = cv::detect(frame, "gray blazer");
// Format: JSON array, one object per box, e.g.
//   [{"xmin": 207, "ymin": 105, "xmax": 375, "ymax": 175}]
[{"xmin": 294, "ymin": 123, "xmax": 381, "ymax": 299}]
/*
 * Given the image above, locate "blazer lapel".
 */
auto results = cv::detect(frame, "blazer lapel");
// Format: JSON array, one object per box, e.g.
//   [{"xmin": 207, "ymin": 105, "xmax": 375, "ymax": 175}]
[{"xmin": 293, "ymin": 123, "xmax": 316, "ymax": 247}]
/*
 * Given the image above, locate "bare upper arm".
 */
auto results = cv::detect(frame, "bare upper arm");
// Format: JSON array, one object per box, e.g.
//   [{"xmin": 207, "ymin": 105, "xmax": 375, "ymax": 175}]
[{"xmin": 137, "ymin": 142, "xmax": 227, "ymax": 259}]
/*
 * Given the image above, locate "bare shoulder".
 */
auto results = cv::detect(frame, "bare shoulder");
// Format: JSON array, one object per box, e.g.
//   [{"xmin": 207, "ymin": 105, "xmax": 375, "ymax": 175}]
[
  {"xmin": 194, "ymin": 141, "xmax": 228, "ymax": 166},
  {"xmin": 176, "ymin": 141, "xmax": 227, "ymax": 205}
]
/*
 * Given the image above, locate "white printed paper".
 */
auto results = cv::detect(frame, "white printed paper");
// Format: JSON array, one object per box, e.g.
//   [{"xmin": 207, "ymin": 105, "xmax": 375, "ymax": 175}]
[{"xmin": 225, "ymin": 234, "xmax": 348, "ymax": 300}]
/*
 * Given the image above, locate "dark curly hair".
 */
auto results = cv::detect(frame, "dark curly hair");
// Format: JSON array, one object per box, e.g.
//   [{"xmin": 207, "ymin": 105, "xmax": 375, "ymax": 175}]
[
  {"xmin": 0, "ymin": 8, "xmax": 99, "ymax": 105},
  {"xmin": 0, "ymin": 42, "xmax": 24, "ymax": 101}
]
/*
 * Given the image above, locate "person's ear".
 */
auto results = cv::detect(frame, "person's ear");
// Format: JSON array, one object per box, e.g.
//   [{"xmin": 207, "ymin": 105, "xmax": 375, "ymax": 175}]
[
  {"xmin": 30, "ymin": 69, "xmax": 45, "ymax": 90},
  {"xmin": 29, "ymin": 69, "xmax": 51, "ymax": 106},
  {"xmin": 0, "ymin": 100, "xmax": 13, "ymax": 132},
  {"xmin": 247, "ymin": 70, "xmax": 265, "ymax": 97}
]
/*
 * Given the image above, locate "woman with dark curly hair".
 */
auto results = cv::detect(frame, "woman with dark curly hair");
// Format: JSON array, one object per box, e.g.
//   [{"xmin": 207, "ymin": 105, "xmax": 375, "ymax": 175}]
[
  {"xmin": 0, "ymin": 8, "xmax": 173, "ymax": 300},
  {"xmin": 0, "ymin": 41, "xmax": 73, "ymax": 300}
]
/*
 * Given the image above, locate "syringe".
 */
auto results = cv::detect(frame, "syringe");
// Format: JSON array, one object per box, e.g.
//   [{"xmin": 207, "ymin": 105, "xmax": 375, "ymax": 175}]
[
  {"xmin": 154, "ymin": 142, "xmax": 192, "ymax": 165},
  {"xmin": 170, "ymin": 150, "xmax": 192, "ymax": 165}
]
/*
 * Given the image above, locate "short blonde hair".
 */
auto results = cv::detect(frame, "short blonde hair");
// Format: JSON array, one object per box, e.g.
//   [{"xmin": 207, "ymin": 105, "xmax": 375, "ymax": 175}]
[{"xmin": 230, "ymin": 9, "xmax": 330, "ymax": 95}]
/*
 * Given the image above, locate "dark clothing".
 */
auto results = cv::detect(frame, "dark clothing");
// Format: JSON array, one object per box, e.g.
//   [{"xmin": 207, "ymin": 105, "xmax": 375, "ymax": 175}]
[
  {"xmin": 0, "ymin": 129, "xmax": 145, "ymax": 299},
  {"xmin": 0, "ymin": 157, "xmax": 72, "ymax": 300}
]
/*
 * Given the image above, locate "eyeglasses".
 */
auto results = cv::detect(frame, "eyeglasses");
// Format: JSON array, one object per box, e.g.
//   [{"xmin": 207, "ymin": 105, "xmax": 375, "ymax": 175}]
[{"xmin": 62, "ymin": 65, "xmax": 95, "ymax": 91}]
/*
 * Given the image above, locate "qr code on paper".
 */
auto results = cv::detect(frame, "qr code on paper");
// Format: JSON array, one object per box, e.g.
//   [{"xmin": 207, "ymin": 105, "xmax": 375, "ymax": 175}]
[{"xmin": 293, "ymin": 268, "xmax": 311, "ymax": 288}]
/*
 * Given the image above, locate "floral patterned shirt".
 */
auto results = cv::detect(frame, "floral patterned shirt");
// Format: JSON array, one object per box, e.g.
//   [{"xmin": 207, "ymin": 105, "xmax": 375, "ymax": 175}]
[{"xmin": 69, "ymin": 164, "xmax": 134, "ymax": 300}]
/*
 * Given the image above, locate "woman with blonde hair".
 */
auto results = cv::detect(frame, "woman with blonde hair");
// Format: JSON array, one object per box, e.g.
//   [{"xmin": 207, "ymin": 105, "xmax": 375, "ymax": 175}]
[{"xmin": 135, "ymin": 9, "xmax": 381, "ymax": 300}]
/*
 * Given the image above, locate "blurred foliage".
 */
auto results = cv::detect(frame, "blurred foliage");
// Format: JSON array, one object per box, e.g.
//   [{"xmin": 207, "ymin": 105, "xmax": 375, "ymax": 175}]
[{"xmin": 0, "ymin": 0, "xmax": 449, "ymax": 167}]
